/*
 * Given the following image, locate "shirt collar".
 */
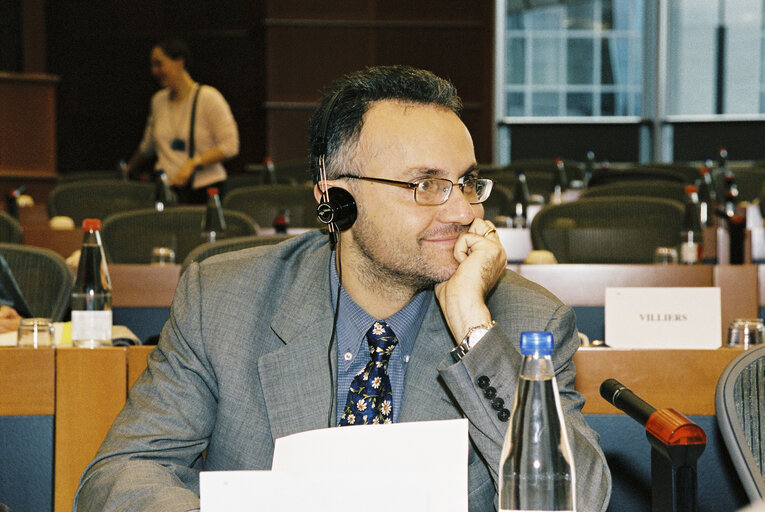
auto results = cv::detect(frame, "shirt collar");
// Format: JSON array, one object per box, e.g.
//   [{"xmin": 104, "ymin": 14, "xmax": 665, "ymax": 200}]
[{"xmin": 328, "ymin": 251, "xmax": 432, "ymax": 364}]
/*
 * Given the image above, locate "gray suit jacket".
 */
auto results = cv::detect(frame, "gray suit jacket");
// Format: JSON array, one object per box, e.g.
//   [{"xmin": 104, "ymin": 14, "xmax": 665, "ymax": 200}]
[{"xmin": 75, "ymin": 231, "xmax": 611, "ymax": 511}]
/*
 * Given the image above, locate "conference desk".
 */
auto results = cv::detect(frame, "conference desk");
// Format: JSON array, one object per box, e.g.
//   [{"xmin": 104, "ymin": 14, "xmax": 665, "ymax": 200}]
[
  {"xmin": 0, "ymin": 345, "xmax": 746, "ymax": 512},
  {"xmin": 105, "ymin": 262, "xmax": 761, "ymax": 344}
]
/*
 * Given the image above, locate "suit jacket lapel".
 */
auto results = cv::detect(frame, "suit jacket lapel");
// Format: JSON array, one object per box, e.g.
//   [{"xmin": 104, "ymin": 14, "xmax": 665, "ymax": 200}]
[
  {"xmin": 258, "ymin": 240, "xmax": 338, "ymax": 441},
  {"xmin": 400, "ymin": 295, "xmax": 462, "ymax": 422}
]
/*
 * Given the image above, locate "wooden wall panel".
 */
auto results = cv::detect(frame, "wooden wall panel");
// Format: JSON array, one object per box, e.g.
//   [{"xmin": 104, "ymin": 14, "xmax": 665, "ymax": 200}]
[
  {"xmin": 266, "ymin": 26, "xmax": 373, "ymax": 101},
  {"xmin": 264, "ymin": 1, "xmax": 495, "ymax": 163}
]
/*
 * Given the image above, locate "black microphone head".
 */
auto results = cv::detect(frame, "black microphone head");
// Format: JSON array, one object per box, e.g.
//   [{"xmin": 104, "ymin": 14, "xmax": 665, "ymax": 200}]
[{"xmin": 600, "ymin": 378, "xmax": 626, "ymax": 404}]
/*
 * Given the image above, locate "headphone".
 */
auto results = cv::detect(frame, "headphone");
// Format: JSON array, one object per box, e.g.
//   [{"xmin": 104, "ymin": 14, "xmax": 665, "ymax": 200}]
[{"xmin": 314, "ymin": 90, "xmax": 357, "ymax": 246}]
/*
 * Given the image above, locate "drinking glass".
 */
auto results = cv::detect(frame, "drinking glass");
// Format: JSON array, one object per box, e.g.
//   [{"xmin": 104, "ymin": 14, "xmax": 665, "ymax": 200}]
[
  {"xmin": 17, "ymin": 318, "xmax": 54, "ymax": 348},
  {"xmin": 653, "ymin": 247, "xmax": 678, "ymax": 264},
  {"xmin": 150, "ymin": 246, "xmax": 176, "ymax": 265},
  {"xmin": 726, "ymin": 318, "xmax": 765, "ymax": 349}
]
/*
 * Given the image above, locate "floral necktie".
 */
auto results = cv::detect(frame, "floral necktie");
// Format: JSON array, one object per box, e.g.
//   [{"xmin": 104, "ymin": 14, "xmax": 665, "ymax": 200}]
[{"xmin": 339, "ymin": 321, "xmax": 399, "ymax": 426}]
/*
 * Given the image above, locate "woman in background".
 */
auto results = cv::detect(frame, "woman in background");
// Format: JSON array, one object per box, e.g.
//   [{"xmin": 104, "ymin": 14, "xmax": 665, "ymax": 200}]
[{"xmin": 126, "ymin": 38, "xmax": 239, "ymax": 203}]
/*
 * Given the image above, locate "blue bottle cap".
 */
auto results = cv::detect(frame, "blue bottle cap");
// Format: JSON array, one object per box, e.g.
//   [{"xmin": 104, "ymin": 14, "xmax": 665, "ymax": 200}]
[{"xmin": 520, "ymin": 331, "xmax": 554, "ymax": 356}]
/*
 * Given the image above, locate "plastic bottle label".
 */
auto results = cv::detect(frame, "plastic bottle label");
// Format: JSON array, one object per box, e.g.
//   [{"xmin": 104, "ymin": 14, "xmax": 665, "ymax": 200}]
[
  {"xmin": 680, "ymin": 241, "xmax": 699, "ymax": 263},
  {"xmin": 71, "ymin": 310, "xmax": 112, "ymax": 341}
]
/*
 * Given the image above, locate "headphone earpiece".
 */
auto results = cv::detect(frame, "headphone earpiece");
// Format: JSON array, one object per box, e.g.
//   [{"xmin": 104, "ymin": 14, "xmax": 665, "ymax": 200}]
[
  {"xmin": 317, "ymin": 187, "xmax": 357, "ymax": 232},
  {"xmin": 314, "ymin": 90, "xmax": 357, "ymax": 242}
]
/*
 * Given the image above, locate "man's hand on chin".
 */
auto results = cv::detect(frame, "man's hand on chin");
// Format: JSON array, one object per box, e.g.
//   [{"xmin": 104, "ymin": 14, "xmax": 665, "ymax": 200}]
[{"xmin": 434, "ymin": 219, "xmax": 506, "ymax": 343}]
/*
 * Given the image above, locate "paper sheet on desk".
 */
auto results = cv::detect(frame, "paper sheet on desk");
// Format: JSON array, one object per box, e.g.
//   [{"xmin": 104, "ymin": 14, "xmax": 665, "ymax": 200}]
[{"xmin": 200, "ymin": 418, "xmax": 469, "ymax": 512}]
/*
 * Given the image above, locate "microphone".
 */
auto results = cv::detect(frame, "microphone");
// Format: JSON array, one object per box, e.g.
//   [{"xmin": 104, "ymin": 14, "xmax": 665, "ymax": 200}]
[{"xmin": 600, "ymin": 378, "xmax": 656, "ymax": 426}]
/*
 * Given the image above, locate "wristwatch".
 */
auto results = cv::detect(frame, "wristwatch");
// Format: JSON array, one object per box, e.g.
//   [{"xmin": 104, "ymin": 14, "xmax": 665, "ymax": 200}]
[{"xmin": 450, "ymin": 320, "xmax": 496, "ymax": 362}]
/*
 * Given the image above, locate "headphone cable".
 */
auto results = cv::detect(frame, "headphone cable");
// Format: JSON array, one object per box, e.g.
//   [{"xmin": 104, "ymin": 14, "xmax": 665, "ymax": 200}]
[{"xmin": 326, "ymin": 231, "xmax": 342, "ymax": 428}]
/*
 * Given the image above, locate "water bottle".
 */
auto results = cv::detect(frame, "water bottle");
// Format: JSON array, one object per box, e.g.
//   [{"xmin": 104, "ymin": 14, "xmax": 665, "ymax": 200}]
[
  {"xmin": 201, "ymin": 187, "xmax": 226, "ymax": 242},
  {"xmin": 499, "ymin": 331, "xmax": 576, "ymax": 511},
  {"xmin": 264, "ymin": 156, "xmax": 277, "ymax": 185},
  {"xmin": 5, "ymin": 185, "xmax": 25, "ymax": 219},
  {"xmin": 273, "ymin": 209, "xmax": 290, "ymax": 234},
  {"xmin": 513, "ymin": 172, "xmax": 530, "ymax": 229},
  {"xmin": 697, "ymin": 166, "xmax": 715, "ymax": 227},
  {"xmin": 71, "ymin": 219, "xmax": 112, "ymax": 348},
  {"xmin": 154, "ymin": 169, "xmax": 176, "ymax": 212},
  {"xmin": 680, "ymin": 185, "xmax": 703, "ymax": 264},
  {"xmin": 549, "ymin": 157, "xmax": 567, "ymax": 205}
]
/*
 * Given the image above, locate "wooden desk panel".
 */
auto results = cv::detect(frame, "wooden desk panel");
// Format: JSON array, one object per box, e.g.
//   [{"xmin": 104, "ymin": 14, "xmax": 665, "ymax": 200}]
[
  {"xmin": 574, "ymin": 347, "xmax": 742, "ymax": 415},
  {"xmin": 517, "ymin": 264, "xmax": 713, "ymax": 306},
  {"xmin": 128, "ymin": 345, "xmax": 154, "ymax": 389},
  {"xmin": 110, "ymin": 264, "xmax": 182, "ymax": 307},
  {"xmin": 23, "ymin": 225, "xmax": 82, "ymax": 258},
  {"xmin": 714, "ymin": 265, "xmax": 760, "ymax": 340},
  {"xmin": 54, "ymin": 348, "xmax": 127, "ymax": 512},
  {"xmin": 0, "ymin": 348, "xmax": 54, "ymax": 415}
]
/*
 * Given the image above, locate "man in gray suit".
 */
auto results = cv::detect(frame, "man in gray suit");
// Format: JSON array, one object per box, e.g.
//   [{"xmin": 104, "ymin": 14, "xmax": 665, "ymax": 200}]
[{"xmin": 75, "ymin": 65, "xmax": 611, "ymax": 511}]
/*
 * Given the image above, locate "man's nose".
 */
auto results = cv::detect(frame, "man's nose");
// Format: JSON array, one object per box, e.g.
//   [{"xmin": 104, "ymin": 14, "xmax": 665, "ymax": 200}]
[{"xmin": 439, "ymin": 184, "xmax": 480, "ymax": 224}]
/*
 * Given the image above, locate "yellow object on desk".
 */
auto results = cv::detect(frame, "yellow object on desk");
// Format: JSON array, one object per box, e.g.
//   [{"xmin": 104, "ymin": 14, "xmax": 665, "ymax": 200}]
[{"xmin": 0, "ymin": 322, "xmax": 140, "ymax": 347}]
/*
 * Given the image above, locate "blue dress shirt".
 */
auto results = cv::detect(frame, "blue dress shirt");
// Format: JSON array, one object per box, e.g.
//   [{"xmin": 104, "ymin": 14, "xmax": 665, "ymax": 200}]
[{"xmin": 329, "ymin": 253, "xmax": 431, "ymax": 424}]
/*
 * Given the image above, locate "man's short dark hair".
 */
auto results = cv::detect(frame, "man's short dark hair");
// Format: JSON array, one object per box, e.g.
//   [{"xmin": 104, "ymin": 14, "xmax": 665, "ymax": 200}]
[{"xmin": 308, "ymin": 65, "xmax": 463, "ymax": 183}]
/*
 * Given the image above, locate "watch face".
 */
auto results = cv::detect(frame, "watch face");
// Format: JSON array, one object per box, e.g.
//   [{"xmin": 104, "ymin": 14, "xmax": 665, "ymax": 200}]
[{"xmin": 467, "ymin": 327, "xmax": 490, "ymax": 348}]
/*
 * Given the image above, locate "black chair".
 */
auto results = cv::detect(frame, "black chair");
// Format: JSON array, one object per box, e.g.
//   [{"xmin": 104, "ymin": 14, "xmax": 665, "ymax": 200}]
[
  {"xmin": 530, "ymin": 197, "xmax": 684, "ymax": 263},
  {"xmin": 223, "ymin": 184, "xmax": 322, "ymax": 229},
  {"xmin": 580, "ymin": 180, "xmax": 688, "ymax": 204},
  {"xmin": 482, "ymin": 183, "xmax": 515, "ymax": 222},
  {"xmin": 0, "ymin": 243, "xmax": 74, "ymax": 321},
  {"xmin": 182, "ymin": 233, "xmax": 295, "ymax": 271},
  {"xmin": 715, "ymin": 167, "xmax": 765, "ymax": 203},
  {"xmin": 101, "ymin": 207, "xmax": 259, "ymax": 264},
  {"xmin": 47, "ymin": 180, "xmax": 156, "ymax": 225},
  {"xmin": 274, "ymin": 158, "xmax": 311, "ymax": 185},
  {"xmin": 716, "ymin": 344, "xmax": 765, "ymax": 501},
  {"xmin": 0, "ymin": 211, "xmax": 23, "ymax": 243},
  {"xmin": 56, "ymin": 170, "xmax": 124, "ymax": 183},
  {"xmin": 633, "ymin": 163, "xmax": 704, "ymax": 184},
  {"xmin": 588, "ymin": 168, "xmax": 689, "ymax": 188}
]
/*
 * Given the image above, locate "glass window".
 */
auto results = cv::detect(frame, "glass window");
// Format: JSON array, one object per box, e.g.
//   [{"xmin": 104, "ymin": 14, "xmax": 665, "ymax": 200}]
[
  {"xmin": 501, "ymin": 0, "xmax": 644, "ymax": 118},
  {"xmin": 506, "ymin": 37, "xmax": 525, "ymax": 85},
  {"xmin": 568, "ymin": 38, "xmax": 594, "ymax": 84},
  {"xmin": 532, "ymin": 92, "xmax": 559, "ymax": 116},
  {"xmin": 531, "ymin": 37, "xmax": 562, "ymax": 85},
  {"xmin": 567, "ymin": 92, "xmax": 593, "ymax": 116},
  {"xmin": 506, "ymin": 92, "xmax": 524, "ymax": 116}
]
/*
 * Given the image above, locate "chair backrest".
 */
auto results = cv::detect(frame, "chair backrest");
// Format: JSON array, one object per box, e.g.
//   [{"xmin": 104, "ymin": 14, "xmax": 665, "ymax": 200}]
[
  {"xmin": 716, "ymin": 344, "xmax": 765, "ymax": 501},
  {"xmin": 223, "ymin": 184, "xmax": 322, "ymax": 229},
  {"xmin": 588, "ymin": 168, "xmax": 689, "ymax": 187},
  {"xmin": 530, "ymin": 197, "xmax": 684, "ymax": 263},
  {"xmin": 0, "ymin": 211, "xmax": 23, "ymax": 244},
  {"xmin": 274, "ymin": 158, "xmax": 311, "ymax": 185},
  {"xmin": 182, "ymin": 233, "xmax": 296, "ymax": 271},
  {"xmin": 633, "ymin": 163, "xmax": 704, "ymax": 184},
  {"xmin": 56, "ymin": 170, "xmax": 124, "ymax": 183},
  {"xmin": 580, "ymin": 180, "xmax": 688, "ymax": 204},
  {"xmin": 482, "ymin": 183, "xmax": 515, "ymax": 222},
  {"xmin": 47, "ymin": 180, "xmax": 156, "ymax": 225},
  {"xmin": 715, "ymin": 167, "xmax": 765, "ymax": 203},
  {"xmin": 101, "ymin": 207, "xmax": 259, "ymax": 264},
  {"xmin": 0, "ymin": 243, "xmax": 74, "ymax": 321}
]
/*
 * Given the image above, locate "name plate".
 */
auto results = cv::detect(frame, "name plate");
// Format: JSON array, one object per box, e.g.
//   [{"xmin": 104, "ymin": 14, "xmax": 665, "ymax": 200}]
[{"xmin": 605, "ymin": 287, "xmax": 721, "ymax": 349}]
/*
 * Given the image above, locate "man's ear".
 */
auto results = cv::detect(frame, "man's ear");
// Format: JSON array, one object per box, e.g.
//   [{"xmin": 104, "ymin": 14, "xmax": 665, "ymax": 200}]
[{"xmin": 313, "ymin": 182, "xmax": 325, "ymax": 203}]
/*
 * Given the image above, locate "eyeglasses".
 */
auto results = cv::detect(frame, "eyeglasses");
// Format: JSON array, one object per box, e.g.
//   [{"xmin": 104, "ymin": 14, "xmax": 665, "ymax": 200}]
[{"xmin": 337, "ymin": 174, "xmax": 494, "ymax": 206}]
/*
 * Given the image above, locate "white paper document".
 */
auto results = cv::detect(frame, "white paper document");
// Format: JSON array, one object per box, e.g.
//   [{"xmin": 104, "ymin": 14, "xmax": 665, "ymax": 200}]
[
  {"xmin": 605, "ymin": 287, "xmax": 721, "ymax": 349},
  {"xmin": 200, "ymin": 418, "xmax": 469, "ymax": 512}
]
